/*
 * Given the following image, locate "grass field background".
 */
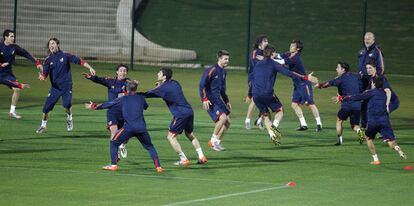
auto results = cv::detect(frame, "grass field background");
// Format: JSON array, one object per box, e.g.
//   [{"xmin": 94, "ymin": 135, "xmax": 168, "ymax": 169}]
[{"xmin": 0, "ymin": 62, "xmax": 413, "ymax": 205}]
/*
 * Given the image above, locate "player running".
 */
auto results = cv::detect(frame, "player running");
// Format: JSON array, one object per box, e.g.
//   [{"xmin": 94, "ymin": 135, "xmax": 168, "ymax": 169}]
[
  {"xmin": 340, "ymin": 76, "xmax": 406, "ymax": 165},
  {"xmin": 85, "ymin": 81, "xmax": 163, "ymax": 172},
  {"xmin": 245, "ymin": 35, "xmax": 268, "ymax": 130},
  {"xmin": 0, "ymin": 29, "xmax": 43, "ymax": 119},
  {"xmin": 317, "ymin": 62, "xmax": 364, "ymax": 145},
  {"xmin": 252, "ymin": 44, "xmax": 318, "ymax": 145},
  {"xmin": 142, "ymin": 68, "xmax": 207, "ymax": 166},
  {"xmin": 83, "ymin": 64, "xmax": 129, "ymax": 158},
  {"xmin": 199, "ymin": 50, "xmax": 231, "ymax": 151},
  {"xmin": 36, "ymin": 37, "xmax": 96, "ymax": 133},
  {"xmin": 277, "ymin": 40, "xmax": 322, "ymax": 131}
]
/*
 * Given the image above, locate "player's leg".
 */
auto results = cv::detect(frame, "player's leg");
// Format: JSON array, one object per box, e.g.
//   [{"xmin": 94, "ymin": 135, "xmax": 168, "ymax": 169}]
[
  {"xmin": 305, "ymin": 83, "xmax": 322, "ymax": 131},
  {"xmin": 381, "ymin": 122, "xmax": 406, "ymax": 159},
  {"xmin": 350, "ymin": 109, "xmax": 364, "ymax": 144},
  {"xmin": 365, "ymin": 124, "xmax": 380, "ymax": 164},
  {"xmin": 136, "ymin": 131, "xmax": 163, "ymax": 172},
  {"xmin": 184, "ymin": 115, "xmax": 207, "ymax": 163},
  {"xmin": 335, "ymin": 118, "xmax": 344, "ymax": 145},
  {"xmin": 209, "ymin": 113, "xmax": 228, "ymax": 151},
  {"xmin": 36, "ymin": 88, "xmax": 61, "ymax": 133},
  {"xmin": 9, "ymin": 87, "xmax": 22, "ymax": 119},
  {"xmin": 61, "ymin": 86, "xmax": 73, "ymax": 131},
  {"xmin": 291, "ymin": 102, "xmax": 307, "ymax": 131},
  {"xmin": 102, "ymin": 127, "xmax": 129, "ymax": 171},
  {"xmin": 245, "ymin": 100, "xmax": 256, "ymax": 129}
]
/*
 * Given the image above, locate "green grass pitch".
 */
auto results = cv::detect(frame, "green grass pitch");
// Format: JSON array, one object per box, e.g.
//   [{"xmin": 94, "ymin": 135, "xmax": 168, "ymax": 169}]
[{"xmin": 0, "ymin": 62, "xmax": 413, "ymax": 205}]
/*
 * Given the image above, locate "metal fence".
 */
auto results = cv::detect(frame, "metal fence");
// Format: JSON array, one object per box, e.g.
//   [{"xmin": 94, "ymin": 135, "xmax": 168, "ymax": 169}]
[{"xmin": 1, "ymin": 0, "xmax": 412, "ymax": 74}]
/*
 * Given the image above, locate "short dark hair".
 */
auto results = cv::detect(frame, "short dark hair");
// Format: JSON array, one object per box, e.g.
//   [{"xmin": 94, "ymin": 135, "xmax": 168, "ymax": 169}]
[
  {"xmin": 217, "ymin": 50, "xmax": 230, "ymax": 59},
  {"xmin": 116, "ymin": 64, "xmax": 129, "ymax": 72},
  {"xmin": 373, "ymin": 76, "xmax": 384, "ymax": 88},
  {"xmin": 366, "ymin": 59, "xmax": 377, "ymax": 68},
  {"xmin": 292, "ymin": 40, "xmax": 304, "ymax": 52},
  {"xmin": 253, "ymin": 34, "xmax": 268, "ymax": 49},
  {"xmin": 3, "ymin": 29, "xmax": 14, "ymax": 39},
  {"xmin": 263, "ymin": 44, "xmax": 276, "ymax": 57},
  {"xmin": 126, "ymin": 81, "xmax": 138, "ymax": 92},
  {"xmin": 160, "ymin": 67, "xmax": 173, "ymax": 80},
  {"xmin": 338, "ymin": 61, "xmax": 350, "ymax": 72}
]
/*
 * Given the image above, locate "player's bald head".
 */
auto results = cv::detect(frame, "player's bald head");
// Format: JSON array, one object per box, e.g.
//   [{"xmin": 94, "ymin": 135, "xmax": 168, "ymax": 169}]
[{"xmin": 364, "ymin": 32, "xmax": 375, "ymax": 48}]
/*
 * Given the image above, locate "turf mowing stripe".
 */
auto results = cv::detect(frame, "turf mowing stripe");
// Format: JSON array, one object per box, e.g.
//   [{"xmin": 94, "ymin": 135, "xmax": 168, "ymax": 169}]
[
  {"xmin": 163, "ymin": 185, "xmax": 289, "ymax": 206},
  {"xmin": 0, "ymin": 166, "xmax": 282, "ymax": 186}
]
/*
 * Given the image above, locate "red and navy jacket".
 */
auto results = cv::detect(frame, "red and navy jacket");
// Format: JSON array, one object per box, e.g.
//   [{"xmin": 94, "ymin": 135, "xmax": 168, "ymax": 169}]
[
  {"xmin": 41, "ymin": 50, "xmax": 84, "ymax": 89},
  {"xmin": 252, "ymin": 58, "xmax": 305, "ymax": 96},
  {"xmin": 358, "ymin": 43, "xmax": 385, "ymax": 76},
  {"xmin": 199, "ymin": 63, "xmax": 229, "ymax": 103},
  {"xmin": 368, "ymin": 75, "xmax": 398, "ymax": 105},
  {"xmin": 281, "ymin": 52, "xmax": 306, "ymax": 87},
  {"xmin": 96, "ymin": 92, "xmax": 148, "ymax": 132},
  {"xmin": 345, "ymin": 88, "xmax": 389, "ymax": 123},
  {"xmin": 144, "ymin": 79, "xmax": 193, "ymax": 117},
  {"xmin": 319, "ymin": 72, "xmax": 362, "ymax": 108},
  {"xmin": 87, "ymin": 75, "xmax": 128, "ymax": 101},
  {"xmin": 0, "ymin": 42, "xmax": 39, "ymax": 76}
]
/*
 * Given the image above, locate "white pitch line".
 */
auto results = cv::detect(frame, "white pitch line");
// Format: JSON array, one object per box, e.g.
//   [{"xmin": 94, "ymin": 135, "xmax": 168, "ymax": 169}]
[
  {"xmin": 163, "ymin": 185, "xmax": 289, "ymax": 206},
  {"xmin": 0, "ymin": 166, "xmax": 280, "ymax": 186}
]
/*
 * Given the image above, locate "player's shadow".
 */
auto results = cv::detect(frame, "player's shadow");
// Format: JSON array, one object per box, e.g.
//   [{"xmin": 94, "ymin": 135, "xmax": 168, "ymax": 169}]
[{"xmin": 0, "ymin": 148, "xmax": 70, "ymax": 154}]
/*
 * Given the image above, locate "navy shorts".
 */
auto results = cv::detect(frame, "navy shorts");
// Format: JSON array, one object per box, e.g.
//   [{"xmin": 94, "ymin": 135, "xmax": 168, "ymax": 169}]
[
  {"xmin": 253, "ymin": 94, "xmax": 283, "ymax": 115},
  {"xmin": 0, "ymin": 73, "xmax": 19, "ymax": 89},
  {"xmin": 169, "ymin": 115, "xmax": 194, "ymax": 135},
  {"xmin": 292, "ymin": 82, "xmax": 315, "ymax": 105},
  {"xmin": 106, "ymin": 107, "xmax": 124, "ymax": 129},
  {"xmin": 206, "ymin": 100, "xmax": 230, "ymax": 122},
  {"xmin": 337, "ymin": 104, "xmax": 361, "ymax": 126},
  {"xmin": 42, "ymin": 84, "xmax": 72, "ymax": 113},
  {"xmin": 365, "ymin": 121, "xmax": 395, "ymax": 141}
]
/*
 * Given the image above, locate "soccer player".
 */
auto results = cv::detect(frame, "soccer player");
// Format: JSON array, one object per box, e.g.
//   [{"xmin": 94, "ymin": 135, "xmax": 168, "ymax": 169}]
[
  {"xmin": 36, "ymin": 37, "xmax": 96, "ymax": 133},
  {"xmin": 341, "ymin": 76, "xmax": 406, "ymax": 165},
  {"xmin": 83, "ymin": 64, "xmax": 129, "ymax": 158},
  {"xmin": 0, "ymin": 29, "xmax": 43, "ymax": 119},
  {"xmin": 85, "ymin": 81, "xmax": 163, "ymax": 172},
  {"xmin": 358, "ymin": 32, "xmax": 385, "ymax": 129},
  {"xmin": 142, "ymin": 68, "xmax": 207, "ymax": 166},
  {"xmin": 359, "ymin": 60, "xmax": 400, "ymax": 133},
  {"xmin": 278, "ymin": 40, "xmax": 322, "ymax": 131},
  {"xmin": 317, "ymin": 62, "xmax": 364, "ymax": 145},
  {"xmin": 199, "ymin": 50, "xmax": 231, "ymax": 151},
  {"xmin": 245, "ymin": 35, "xmax": 268, "ymax": 130},
  {"xmin": 252, "ymin": 44, "xmax": 318, "ymax": 145}
]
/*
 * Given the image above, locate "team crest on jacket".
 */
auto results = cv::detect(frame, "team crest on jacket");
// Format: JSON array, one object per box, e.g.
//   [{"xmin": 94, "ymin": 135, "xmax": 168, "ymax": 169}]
[
  {"xmin": 214, "ymin": 75, "xmax": 218, "ymax": 79},
  {"xmin": 368, "ymin": 53, "xmax": 373, "ymax": 57},
  {"xmin": 60, "ymin": 58, "xmax": 64, "ymax": 62},
  {"xmin": 11, "ymin": 50, "xmax": 15, "ymax": 55},
  {"xmin": 50, "ymin": 62, "xmax": 54, "ymax": 65},
  {"xmin": 108, "ymin": 121, "xmax": 112, "ymax": 125},
  {"xmin": 216, "ymin": 110, "xmax": 220, "ymax": 115}
]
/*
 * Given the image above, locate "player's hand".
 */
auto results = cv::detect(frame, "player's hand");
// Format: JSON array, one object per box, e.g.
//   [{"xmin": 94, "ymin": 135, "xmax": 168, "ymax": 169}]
[
  {"xmin": 331, "ymin": 95, "xmax": 343, "ymax": 104},
  {"xmin": 314, "ymin": 83, "xmax": 322, "ymax": 88},
  {"xmin": 82, "ymin": 72, "xmax": 92, "ymax": 79},
  {"xmin": 245, "ymin": 96, "xmax": 252, "ymax": 103},
  {"xmin": 38, "ymin": 72, "xmax": 46, "ymax": 81},
  {"xmin": 227, "ymin": 102, "xmax": 232, "ymax": 110},
  {"xmin": 21, "ymin": 83, "xmax": 30, "ymax": 89},
  {"xmin": 84, "ymin": 101, "xmax": 96, "ymax": 109},
  {"xmin": 202, "ymin": 100, "xmax": 212, "ymax": 110},
  {"xmin": 307, "ymin": 72, "xmax": 319, "ymax": 84},
  {"xmin": 1, "ymin": 62, "xmax": 9, "ymax": 68},
  {"xmin": 36, "ymin": 64, "xmax": 43, "ymax": 71},
  {"xmin": 256, "ymin": 55, "xmax": 264, "ymax": 60},
  {"xmin": 89, "ymin": 68, "xmax": 96, "ymax": 76}
]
